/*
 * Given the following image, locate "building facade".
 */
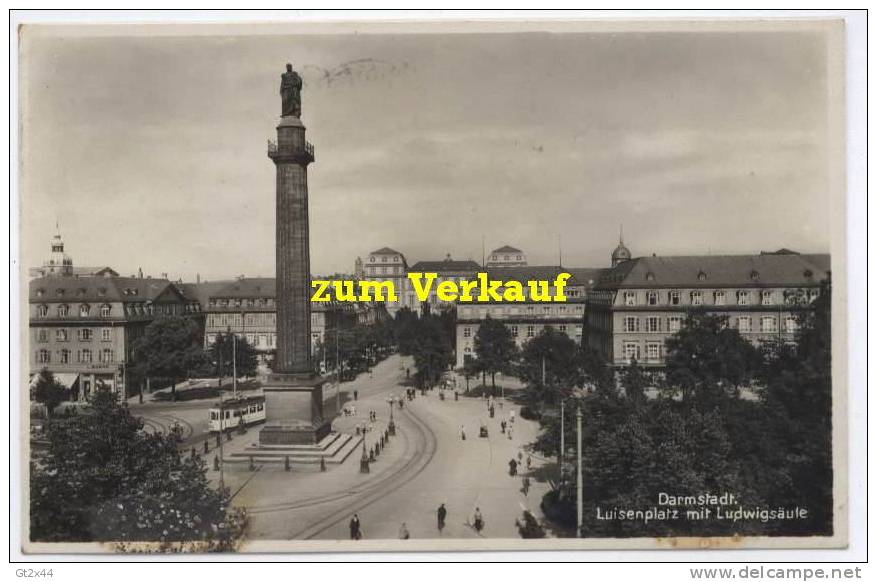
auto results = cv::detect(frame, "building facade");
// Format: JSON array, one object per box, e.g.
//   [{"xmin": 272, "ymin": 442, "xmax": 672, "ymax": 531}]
[
  {"xmin": 363, "ymin": 247, "xmax": 408, "ymax": 317},
  {"xmin": 454, "ymin": 266, "xmax": 604, "ymax": 368},
  {"xmin": 586, "ymin": 251, "xmax": 830, "ymax": 367},
  {"xmin": 29, "ymin": 275, "xmax": 196, "ymax": 400},
  {"xmin": 405, "ymin": 255, "xmax": 482, "ymax": 315},
  {"xmin": 198, "ymin": 277, "xmax": 385, "ymax": 370}
]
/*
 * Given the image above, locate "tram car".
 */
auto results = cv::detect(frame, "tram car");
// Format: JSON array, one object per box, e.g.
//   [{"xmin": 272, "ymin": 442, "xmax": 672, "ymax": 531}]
[{"xmin": 208, "ymin": 394, "xmax": 266, "ymax": 432}]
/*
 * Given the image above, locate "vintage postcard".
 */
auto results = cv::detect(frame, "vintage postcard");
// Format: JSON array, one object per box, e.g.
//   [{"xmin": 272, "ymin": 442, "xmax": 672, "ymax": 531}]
[{"xmin": 16, "ymin": 17, "xmax": 849, "ymax": 554}]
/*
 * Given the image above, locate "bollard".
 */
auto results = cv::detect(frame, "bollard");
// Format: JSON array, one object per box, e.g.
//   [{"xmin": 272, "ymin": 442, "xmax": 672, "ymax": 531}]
[
  {"xmin": 320, "ymin": 456, "xmax": 327, "ymax": 472},
  {"xmin": 213, "ymin": 455, "xmax": 219, "ymax": 471},
  {"xmin": 284, "ymin": 455, "xmax": 290, "ymax": 472},
  {"xmin": 249, "ymin": 456, "xmax": 255, "ymax": 471}
]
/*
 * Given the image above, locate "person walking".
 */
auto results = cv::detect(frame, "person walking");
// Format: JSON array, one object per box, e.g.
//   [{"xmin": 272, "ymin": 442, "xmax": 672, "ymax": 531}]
[
  {"xmin": 526, "ymin": 454, "xmax": 532, "ymax": 471},
  {"xmin": 509, "ymin": 458, "xmax": 518, "ymax": 476},
  {"xmin": 398, "ymin": 522, "xmax": 410, "ymax": 540},
  {"xmin": 349, "ymin": 514, "xmax": 362, "ymax": 540},
  {"xmin": 354, "ymin": 389, "xmax": 358, "ymax": 401},
  {"xmin": 460, "ymin": 425, "xmax": 466, "ymax": 441},
  {"xmin": 437, "ymin": 503, "xmax": 447, "ymax": 533},
  {"xmin": 473, "ymin": 507, "xmax": 484, "ymax": 533}
]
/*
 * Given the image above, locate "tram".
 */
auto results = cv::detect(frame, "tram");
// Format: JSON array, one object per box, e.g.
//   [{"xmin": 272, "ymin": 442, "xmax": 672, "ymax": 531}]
[{"xmin": 208, "ymin": 394, "xmax": 266, "ymax": 432}]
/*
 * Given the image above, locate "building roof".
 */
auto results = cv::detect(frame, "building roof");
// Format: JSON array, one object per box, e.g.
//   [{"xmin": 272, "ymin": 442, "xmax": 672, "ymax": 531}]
[
  {"xmin": 409, "ymin": 259, "xmax": 482, "ymax": 273},
  {"xmin": 177, "ymin": 280, "xmax": 237, "ymax": 307},
  {"xmin": 211, "ymin": 277, "xmax": 276, "ymax": 299},
  {"xmin": 29, "ymin": 275, "xmax": 184, "ymax": 303},
  {"xmin": 370, "ymin": 247, "xmax": 403, "ymax": 256},
  {"xmin": 490, "ymin": 245, "xmax": 523, "ymax": 254},
  {"xmin": 71, "ymin": 266, "xmax": 119, "ymax": 277},
  {"xmin": 486, "ymin": 265, "xmax": 606, "ymax": 289},
  {"xmin": 595, "ymin": 253, "xmax": 831, "ymax": 290}
]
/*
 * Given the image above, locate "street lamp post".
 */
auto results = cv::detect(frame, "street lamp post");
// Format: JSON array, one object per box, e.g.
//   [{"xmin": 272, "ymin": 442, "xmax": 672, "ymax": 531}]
[
  {"xmin": 576, "ymin": 405, "xmax": 583, "ymax": 538},
  {"xmin": 559, "ymin": 399, "xmax": 565, "ymax": 493},
  {"xmin": 359, "ymin": 435, "xmax": 370, "ymax": 474},
  {"xmin": 387, "ymin": 397, "xmax": 396, "ymax": 436}
]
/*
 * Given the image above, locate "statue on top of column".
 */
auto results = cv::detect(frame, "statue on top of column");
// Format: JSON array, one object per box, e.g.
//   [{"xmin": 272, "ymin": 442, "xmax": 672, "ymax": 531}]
[{"xmin": 280, "ymin": 63, "xmax": 302, "ymax": 117}]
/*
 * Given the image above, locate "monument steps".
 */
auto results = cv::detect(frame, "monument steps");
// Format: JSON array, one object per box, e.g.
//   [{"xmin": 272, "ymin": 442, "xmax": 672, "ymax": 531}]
[{"xmin": 227, "ymin": 431, "xmax": 362, "ymax": 466}]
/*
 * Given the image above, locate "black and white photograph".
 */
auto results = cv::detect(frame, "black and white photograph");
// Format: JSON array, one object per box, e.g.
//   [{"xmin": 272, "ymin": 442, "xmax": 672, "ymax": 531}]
[{"xmin": 11, "ymin": 13, "xmax": 862, "ymax": 561}]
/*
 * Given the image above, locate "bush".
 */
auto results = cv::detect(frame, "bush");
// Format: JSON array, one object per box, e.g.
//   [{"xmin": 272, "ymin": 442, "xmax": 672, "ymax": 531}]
[
  {"xmin": 519, "ymin": 405, "xmax": 542, "ymax": 421},
  {"xmin": 516, "ymin": 510, "xmax": 546, "ymax": 539}
]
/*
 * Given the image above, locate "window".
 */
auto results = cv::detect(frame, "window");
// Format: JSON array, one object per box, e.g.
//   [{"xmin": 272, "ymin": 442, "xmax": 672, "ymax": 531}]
[
  {"xmin": 575, "ymin": 325, "xmax": 582, "ymax": 337},
  {"xmin": 463, "ymin": 327, "xmax": 471, "ymax": 338},
  {"xmin": 370, "ymin": 256, "xmax": 375, "ymax": 262},
  {"xmin": 623, "ymin": 342, "xmax": 640, "ymax": 363},
  {"xmin": 526, "ymin": 325, "xmax": 535, "ymax": 338},
  {"xmin": 78, "ymin": 329, "xmax": 93, "ymax": 341},
  {"xmin": 100, "ymin": 349, "xmax": 114, "ymax": 363},
  {"xmin": 56, "ymin": 329, "xmax": 68, "ymax": 342},
  {"xmin": 646, "ymin": 342, "xmax": 661, "ymax": 361},
  {"xmin": 100, "ymin": 304, "xmax": 111, "ymax": 317},
  {"xmin": 101, "ymin": 328, "xmax": 111, "ymax": 342},
  {"xmin": 559, "ymin": 324, "xmax": 567, "ymax": 333},
  {"xmin": 668, "ymin": 316, "xmax": 683, "ymax": 333},
  {"xmin": 736, "ymin": 291, "xmax": 749, "ymax": 306},
  {"xmin": 60, "ymin": 349, "xmax": 70, "ymax": 364},
  {"xmin": 510, "ymin": 325, "xmax": 518, "ymax": 338},
  {"xmin": 784, "ymin": 317, "xmax": 797, "ymax": 333},
  {"xmin": 714, "ymin": 291, "xmax": 726, "ymax": 306},
  {"xmin": 381, "ymin": 256, "xmax": 387, "ymax": 263},
  {"xmin": 623, "ymin": 316, "xmax": 640, "ymax": 333},
  {"xmin": 691, "ymin": 291, "xmax": 703, "ymax": 306},
  {"xmin": 37, "ymin": 349, "xmax": 50, "ymax": 363},
  {"xmin": 393, "ymin": 256, "xmax": 399, "ymax": 262},
  {"xmin": 79, "ymin": 304, "xmax": 91, "ymax": 317},
  {"xmin": 37, "ymin": 305, "xmax": 48, "ymax": 318},
  {"xmin": 623, "ymin": 292, "xmax": 636, "ymax": 306},
  {"xmin": 737, "ymin": 317, "xmax": 751, "ymax": 332},
  {"xmin": 808, "ymin": 289, "xmax": 820, "ymax": 303},
  {"xmin": 79, "ymin": 349, "xmax": 92, "ymax": 363},
  {"xmin": 646, "ymin": 316, "xmax": 661, "ymax": 333},
  {"xmin": 761, "ymin": 291, "xmax": 774, "ymax": 306},
  {"xmin": 646, "ymin": 291, "xmax": 658, "ymax": 306},
  {"xmin": 761, "ymin": 317, "xmax": 777, "ymax": 333},
  {"xmin": 669, "ymin": 291, "xmax": 681, "ymax": 306},
  {"xmin": 57, "ymin": 304, "xmax": 69, "ymax": 317},
  {"xmin": 37, "ymin": 329, "xmax": 48, "ymax": 342}
]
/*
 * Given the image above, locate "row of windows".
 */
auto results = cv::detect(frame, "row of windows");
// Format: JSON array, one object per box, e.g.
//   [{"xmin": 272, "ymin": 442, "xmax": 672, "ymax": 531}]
[
  {"xmin": 621, "ymin": 315, "xmax": 797, "ymax": 334},
  {"xmin": 208, "ymin": 297, "xmax": 274, "ymax": 308},
  {"xmin": 370, "ymin": 255, "xmax": 401, "ymax": 263},
  {"xmin": 368, "ymin": 266, "xmax": 404, "ymax": 275},
  {"xmin": 489, "ymin": 254, "xmax": 524, "ymax": 262},
  {"xmin": 35, "ymin": 348, "xmax": 115, "ymax": 364},
  {"xmin": 37, "ymin": 328, "xmax": 113, "ymax": 343},
  {"xmin": 462, "ymin": 323, "xmax": 583, "ymax": 339},
  {"xmin": 458, "ymin": 304, "xmax": 585, "ymax": 318},
  {"xmin": 36, "ymin": 304, "xmax": 113, "ymax": 318},
  {"xmin": 621, "ymin": 341, "xmax": 664, "ymax": 363},
  {"xmin": 621, "ymin": 289, "xmax": 820, "ymax": 308}
]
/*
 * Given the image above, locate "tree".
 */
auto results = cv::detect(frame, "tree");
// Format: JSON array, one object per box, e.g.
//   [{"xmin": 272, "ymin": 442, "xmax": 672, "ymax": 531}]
[
  {"xmin": 32, "ymin": 368, "xmax": 68, "ymax": 418},
  {"xmin": 620, "ymin": 359, "xmax": 649, "ymax": 404},
  {"xmin": 131, "ymin": 316, "xmax": 207, "ymax": 402},
  {"xmin": 209, "ymin": 332, "xmax": 258, "ymax": 382},
  {"xmin": 518, "ymin": 327, "xmax": 583, "ymax": 406},
  {"xmin": 30, "ymin": 388, "xmax": 246, "ymax": 549},
  {"xmin": 472, "ymin": 315, "xmax": 519, "ymax": 391},
  {"xmin": 409, "ymin": 314, "xmax": 454, "ymax": 388},
  {"xmin": 664, "ymin": 312, "xmax": 762, "ymax": 405}
]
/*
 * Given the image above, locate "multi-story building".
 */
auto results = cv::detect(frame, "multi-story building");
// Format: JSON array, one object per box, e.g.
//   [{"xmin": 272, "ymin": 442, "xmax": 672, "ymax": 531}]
[
  {"xmin": 586, "ymin": 249, "xmax": 831, "ymax": 367},
  {"xmin": 405, "ymin": 254, "xmax": 482, "ymax": 315},
  {"xmin": 29, "ymin": 274, "xmax": 196, "ymax": 400},
  {"xmin": 363, "ymin": 247, "xmax": 408, "ymax": 317},
  {"xmin": 454, "ymin": 266, "xmax": 604, "ymax": 368},
  {"xmin": 199, "ymin": 277, "xmax": 385, "ymax": 370},
  {"xmin": 486, "ymin": 245, "xmax": 527, "ymax": 268}
]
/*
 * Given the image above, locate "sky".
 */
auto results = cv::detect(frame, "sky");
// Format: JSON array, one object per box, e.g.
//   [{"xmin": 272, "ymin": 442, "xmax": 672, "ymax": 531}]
[{"xmin": 19, "ymin": 23, "xmax": 836, "ymax": 281}]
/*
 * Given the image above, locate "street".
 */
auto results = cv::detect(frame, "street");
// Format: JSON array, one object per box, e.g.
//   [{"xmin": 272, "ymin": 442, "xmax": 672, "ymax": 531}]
[{"xmin": 127, "ymin": 354, "xmax": 555, "ymax": 540}]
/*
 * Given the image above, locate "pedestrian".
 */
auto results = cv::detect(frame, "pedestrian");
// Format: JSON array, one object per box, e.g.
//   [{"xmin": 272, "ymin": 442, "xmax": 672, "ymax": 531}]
[
  {"xmin": 508, "ymin": 427, "xmax": 513, "ymax": 440},
  {"xmin": 501, "ymin": 419, "xmax": 507, "ymax": 434},
  {"xmin": 509, "ymin": 458, "xmax": 518, "ymax": 476},
  {"xmin": 526, "ymin": 455, "xmax": 532, "ymax": 471},
  {"xmin": 473, "ymin": 507, "xmax": 484, "ymax": 533},
  {"xmin": 518, "ymin": 451, "xmax": 523, "ymax": 463},
  {"xmin": 437, "ymin": 503, "xmax": 447, "ymax": 533},
  {"xmin": 354, "ymin": 389, "xmax": 358, "ymax": 401},
  {"xmin": 349, "ymin": 514, "xmax": 362, "ymax": 540},
  {"xmin": 399, "ymin": 522, "xmax": 410, "ymax": 540},
  {"xmin": 461, "ymin": 425, "xmax": 466, "ymax": 441},
  {"xmin": 510, "ymin": 410, "xmax": 515, "ymax": 423},
  {"xmin": 522, "ymin": 475, "xmax": 531, "ymax": 497}
]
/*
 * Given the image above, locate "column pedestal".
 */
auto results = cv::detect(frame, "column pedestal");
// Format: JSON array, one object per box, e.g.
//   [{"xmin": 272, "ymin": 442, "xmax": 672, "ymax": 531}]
[{"xmin": 259, "ymin": 373, "xmax": 331, "ymax": 445}]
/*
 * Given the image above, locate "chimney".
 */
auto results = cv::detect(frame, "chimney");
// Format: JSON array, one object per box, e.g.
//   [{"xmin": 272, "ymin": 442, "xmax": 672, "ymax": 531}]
[
  {"xmin": 138, "ymin": 267, "xmax": 143, "ymax": 279},
  {"xmin": 196, "ymin": 273, "xmax": 201, "ymax": 284}
]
